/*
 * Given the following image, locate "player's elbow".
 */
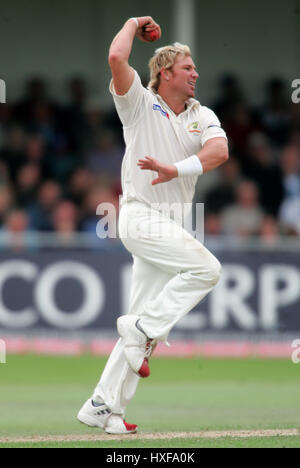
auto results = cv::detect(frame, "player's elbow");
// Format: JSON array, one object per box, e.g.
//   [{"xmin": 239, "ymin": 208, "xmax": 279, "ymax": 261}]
[
  {"xmin": 218, "ymin": 143, "xmax": 229, "ymax": 163},
  {"xmin": 108, "ymin": 52, "xmax": 118, "ymax": 64},
  {"xmin": 108, "ymin": 50, "xmax": 126, "ymax": 66},
  {"xmin": 222, "ymin": 147, "xmax": 229, "ymax": 162}
]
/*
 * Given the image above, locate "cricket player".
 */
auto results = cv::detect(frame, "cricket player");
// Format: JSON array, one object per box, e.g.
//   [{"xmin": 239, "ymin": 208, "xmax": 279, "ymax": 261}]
[{"xmin": 78, "ymin": 16, "xmax": 228, "ymax": 434}]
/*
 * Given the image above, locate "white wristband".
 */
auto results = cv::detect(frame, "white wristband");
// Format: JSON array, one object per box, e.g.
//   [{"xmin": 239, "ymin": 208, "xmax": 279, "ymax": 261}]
[
  {"xmin": 129, "ymin": 17, "xmax": 139, "ymax": 29},
  {"xmin": 174, "ymin": 155, "xmax": 203, "ymax": 177}
]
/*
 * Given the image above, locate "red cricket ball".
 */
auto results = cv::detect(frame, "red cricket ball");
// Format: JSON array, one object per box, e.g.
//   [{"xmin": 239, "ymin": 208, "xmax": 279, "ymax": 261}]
[{"xmin": 149, "ymin": 30, "xmax": 160, "ymax": 41}]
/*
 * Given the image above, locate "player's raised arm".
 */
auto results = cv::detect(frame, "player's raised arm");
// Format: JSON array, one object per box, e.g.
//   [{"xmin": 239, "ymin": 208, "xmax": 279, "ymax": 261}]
[{"xmin": 108, "ymin": 16, "xmax": 161, "ymax": 96}]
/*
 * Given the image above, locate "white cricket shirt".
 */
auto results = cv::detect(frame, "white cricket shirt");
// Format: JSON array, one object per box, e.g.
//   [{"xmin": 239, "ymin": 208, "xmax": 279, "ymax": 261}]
[{"xmin": 110, "ymin": 70, "xmax": 227, "ymax": 208}]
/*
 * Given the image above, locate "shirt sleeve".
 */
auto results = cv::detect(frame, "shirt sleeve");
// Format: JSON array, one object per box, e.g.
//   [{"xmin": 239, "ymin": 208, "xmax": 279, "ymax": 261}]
[
  {"xmin": 109, "ymin": 70, "xmax": 146, "ymax": 127},
  {"xmin": 199, "ymin": 106, "xmax": 227, "ymax": 146}
]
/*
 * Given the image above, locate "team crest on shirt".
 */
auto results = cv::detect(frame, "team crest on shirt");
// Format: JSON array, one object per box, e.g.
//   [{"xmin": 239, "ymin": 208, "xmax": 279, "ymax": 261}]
[{"xmin": 187, "ymin": 121, "xmax": 201, "ymax": 134}]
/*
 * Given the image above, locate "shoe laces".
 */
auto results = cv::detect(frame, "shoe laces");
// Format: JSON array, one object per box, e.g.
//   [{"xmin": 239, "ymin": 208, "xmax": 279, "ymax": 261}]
[
  {"xmin": 126, "ymin": 339, "xmax": 154, "ymax": 358},
  {"xmin": 144, "ymin": 339, "xmax": 153, "ymax": 358}
]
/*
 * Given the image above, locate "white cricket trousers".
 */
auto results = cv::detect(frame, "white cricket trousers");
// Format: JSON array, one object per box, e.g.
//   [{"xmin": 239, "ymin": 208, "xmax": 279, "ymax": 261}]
[{"xmin": 93, "ymin": 200, "xmax": 221, "ymax": 414}]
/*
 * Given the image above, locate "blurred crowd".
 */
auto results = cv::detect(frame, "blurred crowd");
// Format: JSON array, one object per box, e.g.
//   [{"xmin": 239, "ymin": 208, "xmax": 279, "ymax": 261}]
[
  {"xmin": 0, "ymin": 77, "xmax": 123, "ymax": 248},
  {"xmin": 197, "ymin": 75, "xmax": 300, "ymax": 243},
  {"xmin": 0, "ymin": 74, "xmax": 299, "ymax": 249}
]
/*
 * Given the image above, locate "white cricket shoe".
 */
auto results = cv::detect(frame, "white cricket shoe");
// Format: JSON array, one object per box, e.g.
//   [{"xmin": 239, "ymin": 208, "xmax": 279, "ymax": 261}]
[
  {"xmin": 77, "ymin": 398, "xmax": 137, "ymax": 434},
  {"xmin": 117, "ymin": 315, "xmax": 154, "ymax": 378}
]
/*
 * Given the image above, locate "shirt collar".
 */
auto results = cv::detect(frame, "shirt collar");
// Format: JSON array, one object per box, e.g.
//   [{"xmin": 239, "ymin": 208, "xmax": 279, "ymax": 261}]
[{"xmin": 147, "ymin": 87, "xmax": 200, "ymax": 115}]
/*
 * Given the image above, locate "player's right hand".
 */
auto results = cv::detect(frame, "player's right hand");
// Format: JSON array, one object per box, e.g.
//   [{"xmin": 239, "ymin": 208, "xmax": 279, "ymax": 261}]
[{"xmin": 134, "ymin": 17, "xmax": 161, "ymax": 43}]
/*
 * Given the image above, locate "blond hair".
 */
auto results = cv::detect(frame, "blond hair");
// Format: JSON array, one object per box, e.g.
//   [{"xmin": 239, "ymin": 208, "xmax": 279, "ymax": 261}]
[{"xmin": 148, "ymin": 42, "xmax": 191, "ymax": 93}]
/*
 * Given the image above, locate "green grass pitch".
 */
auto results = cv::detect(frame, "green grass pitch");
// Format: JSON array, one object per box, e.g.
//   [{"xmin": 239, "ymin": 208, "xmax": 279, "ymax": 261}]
[{"xmin": 0, "ymin": 354, "xmax": 300, "ymax": 448}]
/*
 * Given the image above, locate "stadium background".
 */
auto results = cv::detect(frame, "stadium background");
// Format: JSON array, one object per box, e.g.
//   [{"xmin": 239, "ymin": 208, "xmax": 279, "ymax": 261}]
[
  {"xmin": 0, "ymin": 0, "xmax": 299, "ymax": 357},
  {"xmin": 0, "ymin": 0, "xmax": 300, "ymax": 449}
]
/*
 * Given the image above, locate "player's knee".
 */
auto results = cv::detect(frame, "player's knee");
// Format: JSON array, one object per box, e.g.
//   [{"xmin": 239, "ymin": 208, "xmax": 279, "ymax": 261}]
[
  {"xmin": 209, "ymin": 258, "xmax": 222, "ymax": 286},
  {"xmin": 201, "ymin": 257, "xmax": 221, "ymax": 287},
  {"xmin": 191, "ymin": 256, "xmax": 221, "ymax": 287}
]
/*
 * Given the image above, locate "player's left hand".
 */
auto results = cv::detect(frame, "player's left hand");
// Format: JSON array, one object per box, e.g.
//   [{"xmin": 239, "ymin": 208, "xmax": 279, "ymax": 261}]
[{"xmin": 137, "ymin": 156, "xmax": 178, "ymax": 185}]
